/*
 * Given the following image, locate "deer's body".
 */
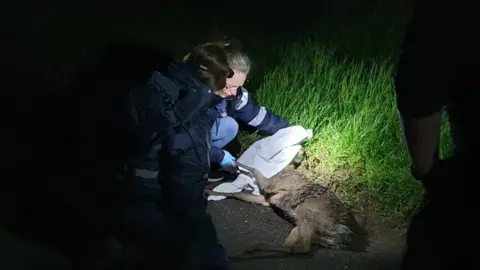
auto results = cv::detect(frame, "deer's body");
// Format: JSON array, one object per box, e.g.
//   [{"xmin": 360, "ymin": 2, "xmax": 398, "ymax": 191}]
[
  {"xmin": 253, "ymin": 166, "xmax": 360, "ymax": 250},
  {"xmin": 206, "ymin": 162, "xmax": 368, "ymax": 260}
]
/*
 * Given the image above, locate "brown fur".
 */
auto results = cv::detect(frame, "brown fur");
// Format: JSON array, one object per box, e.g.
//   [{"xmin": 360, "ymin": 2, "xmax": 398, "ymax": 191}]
[{"xmin": 205, "ymin": 153, "xmax": 368, "ymax": 260}]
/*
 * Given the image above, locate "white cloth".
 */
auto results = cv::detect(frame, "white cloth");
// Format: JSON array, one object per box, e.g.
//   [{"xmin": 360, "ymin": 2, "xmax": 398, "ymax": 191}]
[{"xmin": 207, "ymin": 125, "xmax": 313, "ymax": 201}]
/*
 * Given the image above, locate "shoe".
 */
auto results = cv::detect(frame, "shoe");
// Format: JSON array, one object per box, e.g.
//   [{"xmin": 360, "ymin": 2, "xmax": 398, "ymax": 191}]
[{"xmin": 208, "ymin": 171, "xmax": 225, "ymax": 182}]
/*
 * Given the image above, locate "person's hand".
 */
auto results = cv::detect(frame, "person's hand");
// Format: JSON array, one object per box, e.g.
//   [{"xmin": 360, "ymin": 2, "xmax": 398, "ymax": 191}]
[{"xmin": 219, "ymin": 150, "xmax": 236, "ymax": 173}]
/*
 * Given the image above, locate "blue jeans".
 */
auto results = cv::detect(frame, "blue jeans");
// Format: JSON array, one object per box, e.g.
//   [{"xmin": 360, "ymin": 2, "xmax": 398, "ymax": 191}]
[{"xmin": 211, "ymin": 116, "xmax": 239, "ymax": 149}]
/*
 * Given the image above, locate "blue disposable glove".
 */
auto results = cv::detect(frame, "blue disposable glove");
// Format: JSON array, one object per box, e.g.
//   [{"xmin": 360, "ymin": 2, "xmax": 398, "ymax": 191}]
[{"xmin": 219, "ymin": 150, "xmax": 236, "ymax": 169}]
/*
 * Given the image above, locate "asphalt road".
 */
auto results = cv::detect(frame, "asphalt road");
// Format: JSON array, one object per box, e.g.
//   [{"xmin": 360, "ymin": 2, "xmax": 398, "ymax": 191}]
[
  {"xmin": 207, "ymin": 199, "xmax": 404, "ymax": 270},
  {"xmin": 0, "ymin": 198, "xmax": 404, "ymax": 270}
]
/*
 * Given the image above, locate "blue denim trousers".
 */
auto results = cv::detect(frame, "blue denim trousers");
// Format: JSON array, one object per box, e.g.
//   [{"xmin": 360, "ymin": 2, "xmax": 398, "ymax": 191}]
[{"xmin": 211, "ymin": 116, "xmax": 239, "ymax": 149}]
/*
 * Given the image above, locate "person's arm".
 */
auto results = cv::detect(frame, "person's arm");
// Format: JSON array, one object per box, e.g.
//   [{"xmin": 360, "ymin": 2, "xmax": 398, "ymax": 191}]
[
  {"xmin": 233, "ymin": 87, "xmax": 290, "ymax": 136},
  {"xmin": 398, "ymin": 112, "xmax": 442, "ymax": 178},
  {"xmin": 394, "ymin": 0, "xmax": 462, "ymax": 179}
]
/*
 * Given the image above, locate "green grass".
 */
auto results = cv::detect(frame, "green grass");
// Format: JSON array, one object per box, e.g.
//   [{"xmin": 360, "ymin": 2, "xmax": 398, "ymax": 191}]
[{"xmin": 245, "ymin": 40, "xmax": 454, "ymax": 225}]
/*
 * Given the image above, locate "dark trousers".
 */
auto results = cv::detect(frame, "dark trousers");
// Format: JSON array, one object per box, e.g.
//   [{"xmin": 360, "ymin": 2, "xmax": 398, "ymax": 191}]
[
  {"xmin": 401, "ymin": 155, "xmax": 479, "ymax": 269},
  {"xmin": 110, "ymin": 175, "xmax": 227, "ymax": 270}
]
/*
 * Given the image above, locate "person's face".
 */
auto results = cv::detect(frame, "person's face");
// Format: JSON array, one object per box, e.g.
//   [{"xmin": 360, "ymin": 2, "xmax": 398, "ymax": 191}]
[{"xmin": 215, "ymin": 70, "xmax": 247, "ymax": 99}]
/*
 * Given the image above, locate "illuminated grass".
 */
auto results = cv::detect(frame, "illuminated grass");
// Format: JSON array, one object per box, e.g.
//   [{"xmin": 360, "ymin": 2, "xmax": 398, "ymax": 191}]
[{"xmin": 246, "ymin": 41, "xmax": 453, "ymax": 225}]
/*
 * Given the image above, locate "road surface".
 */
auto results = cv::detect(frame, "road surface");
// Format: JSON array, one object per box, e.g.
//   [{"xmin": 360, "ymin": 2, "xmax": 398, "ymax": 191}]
[
  {"xmin": 0, "ymin": 198, "xmax": 405, "ymax": 270},
  {"xmin": 208, "ymin": 199, "xmax": 404, "ymax": 270}
]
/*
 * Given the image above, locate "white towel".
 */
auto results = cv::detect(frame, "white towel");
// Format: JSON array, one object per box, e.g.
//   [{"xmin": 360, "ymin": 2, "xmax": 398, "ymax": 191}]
[{"xmin": 207, "ymin": 125, "xmax": 313, "ymax": 201}]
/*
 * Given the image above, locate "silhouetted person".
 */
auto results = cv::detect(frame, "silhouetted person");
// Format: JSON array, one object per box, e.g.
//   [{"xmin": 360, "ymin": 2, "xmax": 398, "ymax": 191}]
[
  {"xmin": 394, "ymin": 0, "xmax": 478, "ymax": 269},
  {"xmin": 107, "ymin": 42, "xmax": 234, "ymax": 270}
]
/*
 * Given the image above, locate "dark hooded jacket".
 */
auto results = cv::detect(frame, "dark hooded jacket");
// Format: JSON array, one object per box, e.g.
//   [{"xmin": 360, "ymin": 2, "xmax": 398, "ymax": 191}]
[{"xmin": 115, "ymin": 60, "xmax": 221, "ymax": 268}]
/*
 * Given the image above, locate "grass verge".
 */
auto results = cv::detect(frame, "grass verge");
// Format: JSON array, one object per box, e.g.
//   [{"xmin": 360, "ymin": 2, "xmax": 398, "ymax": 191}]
[{"xmin": 240, "ymin": 41, "xmax": 453, "ymax": 227}]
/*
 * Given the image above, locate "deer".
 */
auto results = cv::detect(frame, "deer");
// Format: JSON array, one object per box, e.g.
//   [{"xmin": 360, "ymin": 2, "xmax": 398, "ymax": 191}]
[{"xmin": 204, "ymin": 150, "xmax": 368, "ymax": 260}]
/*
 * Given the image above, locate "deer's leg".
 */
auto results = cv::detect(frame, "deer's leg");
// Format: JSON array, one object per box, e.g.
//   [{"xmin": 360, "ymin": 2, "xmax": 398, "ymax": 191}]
[
  {"xmin": 310, "ymin": 230, "xmax": 349, "ymax": 250},
  {"xmin": 297, "ymin": 222, "xmax": 314, "ymax": 253},
  {"xmin": 229, "ymin": 225, "xmax": 313, "ymax": 261},
  {"xmin": 204, "ymin": 189, "xmax": 269, "ymax": 206},
  {"xmin": 282, "ymin": 226, "xmax": 299, "ymax": 247}
]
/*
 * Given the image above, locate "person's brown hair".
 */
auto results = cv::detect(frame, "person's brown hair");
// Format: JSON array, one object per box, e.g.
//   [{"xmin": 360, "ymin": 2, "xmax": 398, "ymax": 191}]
[{"xmin": 183, "ymin": 42, "xmax": 233, "ymax": 92}]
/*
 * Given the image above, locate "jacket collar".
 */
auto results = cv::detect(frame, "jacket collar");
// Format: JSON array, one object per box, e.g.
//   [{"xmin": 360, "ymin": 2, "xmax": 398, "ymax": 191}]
[{"xmin": 167, "ymin": 61, "xmax": 207, "ymax": 93}]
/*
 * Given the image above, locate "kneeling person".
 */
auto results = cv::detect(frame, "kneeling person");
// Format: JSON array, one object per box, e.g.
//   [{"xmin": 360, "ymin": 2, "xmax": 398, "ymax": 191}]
[{"xmin": 203, "ymin": 43, "xmax": 290, "ymax": 181}]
